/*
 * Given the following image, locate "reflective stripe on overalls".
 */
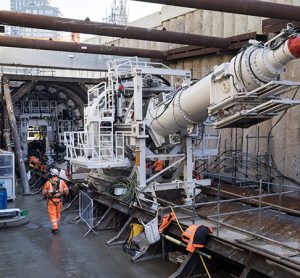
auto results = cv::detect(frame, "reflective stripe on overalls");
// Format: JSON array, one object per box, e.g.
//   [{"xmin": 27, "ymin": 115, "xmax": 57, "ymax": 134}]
[{"xmin": 48, "ymin": 179, "xmax": 63, "ymax": 206}]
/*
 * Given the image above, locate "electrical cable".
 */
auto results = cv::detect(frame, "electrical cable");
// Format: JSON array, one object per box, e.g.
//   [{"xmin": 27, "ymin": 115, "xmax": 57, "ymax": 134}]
[
  {"xmin": 248, "ymin": 47, "xmax": 268, "ymax": 84},
  {"xmin": 171, "ymin": 92, "xmax": 188, "ymax": 130},
  {"xmin": 152, "ymin": 85, "xmax": 189, "ymax": 121},
  {"xmin": 233, "ymin": 43, "xmax": 250, "ymax": 84},
  {"xmin": 270, "ymin": 37, "xmax": 286, "ymax": 51},
  {"xmin": 268, "ymin": 86, "xmax": 300, "ymax": 137},
  {"xmin": 267, "ymin": 86, "xmax": 300, "ymax": 186},
  {"xmin": 168, "ymin": 205, "xmax": 183, "ymax": 233},
  {"xmin": 106, "ymin": 178, "xmax": 137, "ymax": 203},
  {"xmin": 199, "ymin": 254, "xmax": 212, "ymax": 278},
  {"xmin": 228, "ymin": 74, "xmax": 239, "ymax": 92},
  {"xmin": 238, "ymin": 49, "xmax": 248, "ymax": 89},
  {"xmin": 176, "ymin": 87, "xmax": 197, "ymax": 125},
  {"xmin": 233, "ymin": 55, "xmax": 241, "ymax": 84},
  {"xmin": 148, "ymin": 87, "xmax": 181, "ymax": 128}
]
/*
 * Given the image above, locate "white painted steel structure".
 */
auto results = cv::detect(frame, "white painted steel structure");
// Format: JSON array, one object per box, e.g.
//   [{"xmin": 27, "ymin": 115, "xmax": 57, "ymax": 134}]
[
  {"xmin": 64, "ymin": 81, "xmax": 127, "ymax": 168},
  {"xmin": 65, "ymin": 57, "xmax": 212, "ymax": 203},
  {"xmin": 65, "ymin": 28, "xmax": 300, "ymax": 205}
]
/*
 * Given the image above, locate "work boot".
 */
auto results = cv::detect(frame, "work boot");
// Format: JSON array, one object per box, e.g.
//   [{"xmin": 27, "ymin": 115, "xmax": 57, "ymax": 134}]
[{"xmin": 52, "ymin": 229, "xmax": 58, "ymax": 234}]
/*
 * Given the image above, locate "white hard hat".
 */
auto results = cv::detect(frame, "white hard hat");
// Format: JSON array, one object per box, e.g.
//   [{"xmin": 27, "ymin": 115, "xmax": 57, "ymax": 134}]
[{"xmin": 50, "ymin": 168, "xmax": 59, "ymax": 176}]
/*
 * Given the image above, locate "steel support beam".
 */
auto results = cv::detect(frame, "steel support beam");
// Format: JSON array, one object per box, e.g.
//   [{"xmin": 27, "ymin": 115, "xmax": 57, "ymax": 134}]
[
  {"xmin": 133, "ymin": 0, "xmax": 300, "ymax": 22},
  {"xmin": 166, "ymin": 32, "xmax": 260, "ymax": 61},
  {"xmin": 262, "ymin": 19, "xmax": 300, "ymax": 34},
  {"xmin": 0, "ymin": 10, "xmax": 230, "ymax": 48},
  {"xmin": 0, "ymin": 33, "xmax": 263, "ymax": 65},
  {"xmin": 0, "ymin": 36, "xmax": 166, "ymax": 60},
  {"xmin": 6, "ymin": 74, "xmax": 105, "ymax": 84},
  {"xmin": 2, "ymin": 76, "xmax": 31, "ymax": 194},
  {"xmin": 0, "ymin": 46, "xmax": 111, "ymax": 71}
]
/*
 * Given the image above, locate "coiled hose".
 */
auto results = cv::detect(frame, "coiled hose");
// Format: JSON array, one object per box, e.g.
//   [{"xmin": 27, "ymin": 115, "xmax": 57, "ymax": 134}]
[{"xmin": 106, "ymin": 178, "xmax": 137, "ymax": 203}]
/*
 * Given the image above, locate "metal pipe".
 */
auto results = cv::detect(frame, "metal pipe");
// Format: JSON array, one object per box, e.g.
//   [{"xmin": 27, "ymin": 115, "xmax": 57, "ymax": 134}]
[
  {"xmin": 133, "ymin": 0, "xmax": 300, "ymax": 22},
  {"xmin": 162, "ymin": 234, "xmax": 212, "ymax": 259},
  {"xmin": 208, "ymin": 206, "xmax": 272, "ymax": 218},
  {"xmin": 235, "ymin": 240, "xmax": 300, "ymax": 272},
  {"xmin": 217, "ymin": 176, "xmax": 220, "ymax": 237},
  {"xmin": 0, "ymin": 10, "xmax": 230, "ymax": 48},
  {"xmin": 2, "ymin": 76, "xmax": 31, "ymax": 194},
  {"xmin": 207, "ymin": 217, "xmax": 300, "ymax": 253},
  {"xmin": 206, "ymin": 172, "xmax": 300, "ymax": 191},
  {"xmin": 147, "ymin": 34, "xmax": 300, "ymax": 138},
  {"xmin": 259, "ymin": 179, "xmax": 262, "ymax": 226},
  {"xmin": 169, "ymin": 189, "xmax": 300, "ymax": 210},
  {"xmin": 0, "ymin": 36, "xmax": 167, "ymax": 59}
]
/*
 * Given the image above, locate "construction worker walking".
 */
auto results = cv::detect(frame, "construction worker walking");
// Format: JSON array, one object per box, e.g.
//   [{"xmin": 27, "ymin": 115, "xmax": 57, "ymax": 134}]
[{"xmin": 42, "ymin": 168, "xmax": 69, "ymax": 234}]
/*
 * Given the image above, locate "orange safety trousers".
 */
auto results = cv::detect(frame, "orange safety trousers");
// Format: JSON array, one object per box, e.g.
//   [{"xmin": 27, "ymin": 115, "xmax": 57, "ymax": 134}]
[
  {"xmin": 47, "ymin": 199, "xmax": 62, "ymax": 230},
  {"xmin": 42, "ymin": 178, "xmax": 69, "ymax": 231}
]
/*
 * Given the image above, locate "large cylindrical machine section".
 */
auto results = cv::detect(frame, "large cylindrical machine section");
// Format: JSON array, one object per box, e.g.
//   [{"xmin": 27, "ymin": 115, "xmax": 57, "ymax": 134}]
[
  {"xmin": 148, "ymin": 36, "xmax": 300, "ymax": 138},
  {"xmin": 229, "ymin": 36, "xmax": 300, "ymax": 92},
  {"xmin": 148, "ymin": 74, "xmax": 211, "ymax": 137}
]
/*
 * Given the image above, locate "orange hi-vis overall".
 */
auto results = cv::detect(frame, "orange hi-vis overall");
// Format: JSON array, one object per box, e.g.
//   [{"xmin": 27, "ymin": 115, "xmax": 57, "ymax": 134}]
[
  {"xmin": 159, "ymin": 212, "xmax": 175, "ymax": 234},
  {"xmin": 153, "ymin": 160, "xmax": 163, "ymax": 173},
  {"xmin": 29, "ymin": 156, "xmax": 40, "ymax": 169},
  {"xmin": 182, "ymin": 224, "xmax": 213, "ymax": 253},
  {"xmin": 42, "ymin": 177, "xmax": 69, "ymax": 231}
]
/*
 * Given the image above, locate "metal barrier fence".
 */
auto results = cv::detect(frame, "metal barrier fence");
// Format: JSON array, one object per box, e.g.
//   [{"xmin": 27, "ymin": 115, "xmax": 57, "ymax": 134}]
[{"xmin": 76, "ymin": 191, "xmax": 97, "ymax": 237}]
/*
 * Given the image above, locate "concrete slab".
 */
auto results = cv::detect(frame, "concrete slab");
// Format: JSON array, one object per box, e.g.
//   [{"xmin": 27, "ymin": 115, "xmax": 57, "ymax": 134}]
[{"xmin": 0, "ymin": 193, "xmax": 177, "ymax": 278}]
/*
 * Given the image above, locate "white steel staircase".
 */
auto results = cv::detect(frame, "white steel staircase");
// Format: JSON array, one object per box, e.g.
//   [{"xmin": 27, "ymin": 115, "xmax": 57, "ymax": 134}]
[{"xmin": 64, "ymin": 82, "xmax": 127, "ymax": 168}]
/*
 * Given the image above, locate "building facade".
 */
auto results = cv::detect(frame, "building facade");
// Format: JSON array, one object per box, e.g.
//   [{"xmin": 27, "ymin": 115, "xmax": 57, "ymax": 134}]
[{"xmin": 10, "ymin": 0, "xmax": 62, "ymax": 39}]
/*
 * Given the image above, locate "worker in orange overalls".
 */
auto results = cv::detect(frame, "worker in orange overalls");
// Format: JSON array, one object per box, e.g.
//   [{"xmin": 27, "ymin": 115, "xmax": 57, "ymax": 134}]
[
  {"xmin": 29, "ymin": 155, "xmax": 40, "ymax": 169},
  {"xmin": 42, "ymin": 168, "xmax": 69, "ymax": 234},
  {"xmin": 152, "ymin": 158, "xmax": 164, "ymax": 173},
  {"xmin": 39, "ymin": 154, "xmax": 48, "ymax": 171}
]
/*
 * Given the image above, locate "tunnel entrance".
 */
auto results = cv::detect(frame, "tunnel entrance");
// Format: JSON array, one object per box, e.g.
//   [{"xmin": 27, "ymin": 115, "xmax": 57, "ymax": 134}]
[
  {"xmin": 27, "ymin": 125, "xmax": 47, "ymax": 160},
  {"xmin": 10, "ymin": 81, "xmax": 88, "ymax": 165}
]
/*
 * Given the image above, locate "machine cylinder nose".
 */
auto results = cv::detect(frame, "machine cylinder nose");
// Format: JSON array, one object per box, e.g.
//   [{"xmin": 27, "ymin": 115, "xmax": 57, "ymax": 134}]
[{"xmin": 288, "ymin": 36, "xmax": 300, "ymax": 58}]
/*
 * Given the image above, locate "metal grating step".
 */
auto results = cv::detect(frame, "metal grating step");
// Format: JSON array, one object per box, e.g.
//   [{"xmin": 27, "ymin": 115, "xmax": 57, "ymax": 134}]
[{"xmin": 247, "ymin": 80, "xmax": 300, "ymax": 99}]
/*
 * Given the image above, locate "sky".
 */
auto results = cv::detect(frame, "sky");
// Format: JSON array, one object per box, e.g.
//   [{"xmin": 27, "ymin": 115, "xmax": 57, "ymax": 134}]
[{"xmin": 0, "ymin": 0, "xmax": 162, "ymax": 22}]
